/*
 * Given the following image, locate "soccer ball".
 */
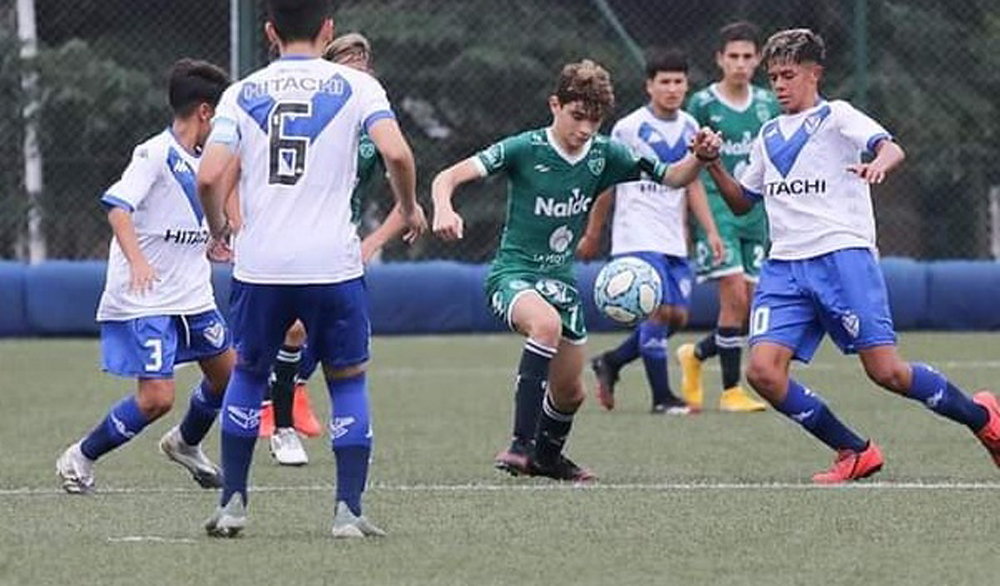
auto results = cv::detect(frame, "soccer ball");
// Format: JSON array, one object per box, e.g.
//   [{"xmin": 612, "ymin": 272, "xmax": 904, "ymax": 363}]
[{"xmin": 593, "ymin": 257, "xmax": 662, "ymax": 326}]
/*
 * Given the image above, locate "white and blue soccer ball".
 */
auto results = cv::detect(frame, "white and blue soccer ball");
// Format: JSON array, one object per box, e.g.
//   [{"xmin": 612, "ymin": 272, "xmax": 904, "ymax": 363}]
[{"xmin": 593, "ymin": 257, "xmax": 662, "ymax": 326}]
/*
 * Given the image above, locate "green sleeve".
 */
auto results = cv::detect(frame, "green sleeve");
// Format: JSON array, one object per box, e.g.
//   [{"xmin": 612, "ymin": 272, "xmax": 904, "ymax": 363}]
[
  {"xmin": 596, "ymin": 139, "xmax": 667, "ymax": 193},
  {"xmin": 474, "ymin": 133, "xmax": 527, "ymax": 176}
]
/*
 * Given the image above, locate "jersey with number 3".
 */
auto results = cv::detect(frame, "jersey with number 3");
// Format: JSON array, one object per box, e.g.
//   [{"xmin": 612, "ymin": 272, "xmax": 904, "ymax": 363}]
[
  {"xmin": 213, "ymin": 56, "xmax": 395, "ymax": 284},
  {"xmin": 739, "ymin": 100, "xmax": 891, "ymax": 260}
]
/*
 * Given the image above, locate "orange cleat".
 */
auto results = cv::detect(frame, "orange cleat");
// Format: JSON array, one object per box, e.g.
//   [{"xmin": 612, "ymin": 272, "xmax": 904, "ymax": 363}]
[
  {"xmin": 972, "ymin": 391, "xmax": 1000, "ymax": 467},
  {"xmin": 258, "ymin": 401, "xmax": 275, "ymax": 438},
  {"xmin": 292, "ymin": 384, "xmax": 323, "ymax": 438},
  {"xmin": 812, "ymin": 442, "xmax": 884, "ymax": 484}
]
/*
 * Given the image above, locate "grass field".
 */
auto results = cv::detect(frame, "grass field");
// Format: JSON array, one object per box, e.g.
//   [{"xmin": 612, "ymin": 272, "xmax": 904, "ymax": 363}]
[{"xmin": 2, "ymin": 332, "xmax": 999, "ymax": 585}]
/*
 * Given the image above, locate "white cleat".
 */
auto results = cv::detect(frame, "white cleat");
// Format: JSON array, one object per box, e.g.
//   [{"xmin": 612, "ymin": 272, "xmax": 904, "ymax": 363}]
[
  {"xmin": 205, "ymin": 493, "xmax": 247, "ymax": 538},
  {"xmin": 331, "ymin": 501, "xmax": 386, "ymax": 539},
  {"xmin": 270, "ymin": 427, "xmax": 309, "ymax": 466},
  {"xmin": 56, "ymin": 442, "xmax": 95, "ymax": 495},
  {"xmin": 159, "ymin": 425, "xmax": 223, "ymax": 488}
]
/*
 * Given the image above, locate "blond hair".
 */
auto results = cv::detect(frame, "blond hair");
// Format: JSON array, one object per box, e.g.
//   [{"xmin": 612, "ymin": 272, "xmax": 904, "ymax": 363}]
[
  {"xmin": 761, "ymin": 28, "xmax": 826, "ymax": 67},
  {"xmin": 553, "ymin": 60, "xmax": 615, "ymax": 120},
  {"xmin": 323, "ymin": 32, "xmax": 372, "ymax": 69}
]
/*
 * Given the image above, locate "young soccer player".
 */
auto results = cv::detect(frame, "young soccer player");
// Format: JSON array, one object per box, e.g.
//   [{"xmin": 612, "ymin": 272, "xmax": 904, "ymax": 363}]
[
  {"xmin": 56, "ymin": 59, "xmax": 234, "ymax": 494},
  {"xmin": 432, "ymin": 59, "xmax": 721, "ymax": 480},
  {"xmin": 700, "ymin": 28, "xmax": 1000, "ymax": 483},
  {"xmin": 579, "ymin": 48, "xmax": 724, "ymax": 414},
  {"xmin": 257, "ymin": 32, "xmax": 405, "ymax": 468},
  {"xmin": 198, "ymin": 0, "xmax": 426, "ymax": 537},
  {"xmin": 677, "ymin": 22, "xmax": 779, "ymax": 413}
]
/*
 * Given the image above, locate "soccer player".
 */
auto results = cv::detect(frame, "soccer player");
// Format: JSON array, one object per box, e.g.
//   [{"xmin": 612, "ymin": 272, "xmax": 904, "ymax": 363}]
[
  {"xmin": 198, "ymin": 0, "xmax": 426, "ymax": 537},
  {"xmin": 55, "ymin": 59, "xmax": 234, "ymax": 494},
  {"xmin": 700, "ymin": 28, "xmax": 1000, "ymax": 483},
  {"xmin": 677, "ymin": 22, "xmax": 778, "ymax": 413},
  {"xmin": 432, "ymin": 59, "xmax": 721, "ymax": 480},
  {"xmin": 579, "ymin": 49, "xmax": 724, "ymax": 414}
]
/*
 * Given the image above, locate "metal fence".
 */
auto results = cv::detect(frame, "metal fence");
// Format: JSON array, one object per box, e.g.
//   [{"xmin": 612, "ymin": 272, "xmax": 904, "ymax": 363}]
[{"xmin": 2, "ymin": 0, "xmax": 998, "ymax": 262}]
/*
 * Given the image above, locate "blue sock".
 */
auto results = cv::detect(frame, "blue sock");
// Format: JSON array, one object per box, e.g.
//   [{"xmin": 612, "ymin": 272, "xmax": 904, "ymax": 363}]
[
  {"xmin": 219, "ymin": 366, "xmax": 267, "ymax": 507},
  {"xmin": 328, "ymin": 373, "xmax": 372, "ymax": 516},
  {"xmin": 638, "ymin": 321, "xmax": 672, "ymax": 406},
  {"xmin": 605, "ymin": 329, "xmax": 640, "ymax": 371},
  {"xmin": 179, "ymin": 380, "xmax": 223, "ymax": 445},
  {"xmin": 80, "ymin": 395, "xmax": 150, "ymax": 460},
  {"xmin": 906, "ymin": 363, "xmax": 988, "ymax": 432},
  {"xmin": 777, "ymin": 379, "xmax": 868, "ymax": 452}
]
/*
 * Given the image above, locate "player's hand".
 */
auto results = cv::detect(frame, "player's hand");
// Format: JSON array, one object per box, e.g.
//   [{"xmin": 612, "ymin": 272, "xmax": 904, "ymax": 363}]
[
  {"xmin": 207, "ymin": 236, "xmax": 234, "ymax": 263},
  {"xmin": 690, "ymin": 128, "xmax": 722, "ymax": 161},
  {"xmin": 129, "ymin": 260, "xmax": 158, "ymax": 294},
  {"xmin": 576, "ymin": 234, "xmax": 600, "ymax": 260},
  {"xmin": 402, "ymin": 204, "xmax": 428, "ymax": 243},
  {"xmin": 433, "ymin": 207, "xmax": 464, "ymax": 241},
  {"xmin": 708, "ymin": 232, "xmax": 726, "ymax": 265},
  {"xmin": 847, "ymin": 163, "xmax": 888, "ymax": 184}
]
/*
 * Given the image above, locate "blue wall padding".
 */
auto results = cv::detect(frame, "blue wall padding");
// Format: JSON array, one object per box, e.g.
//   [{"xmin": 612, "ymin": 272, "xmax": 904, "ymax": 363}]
[
  {"xmin": 0, "ymin": 261, "xmax": 28, "ymax": 336},
  {"xmin": 3, "ymin": 258, "xmax": 999, "ymax": 336},
  {"xmin": 924, "ymin": 260, "xmax": 1000, "ymax": 330}
]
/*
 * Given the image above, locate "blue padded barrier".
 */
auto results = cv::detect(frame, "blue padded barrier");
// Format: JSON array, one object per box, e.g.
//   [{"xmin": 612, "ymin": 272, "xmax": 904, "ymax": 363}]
[
  {"xmin": 925, "ymin": 260, "xmax": 1000, "ymax": 330},
  {"xmin": 880, "ymin": 257, "xmax": 928, "ymax": 330},
  {"xmin": 24, "ymin": 261, "xmax": 105, "ymax": 335},
  {"xmin": 0, "ymin": 261, "xmax": 28, "ymax": 336}
]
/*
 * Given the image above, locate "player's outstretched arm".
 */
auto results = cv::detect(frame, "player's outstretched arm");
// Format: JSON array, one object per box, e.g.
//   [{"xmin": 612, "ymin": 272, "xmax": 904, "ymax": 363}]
[
  {"xmin": 848, "ymin": 139, "xmax": 905, "ymax": 185},
  {"xmin": 431, "ymin": 158, "xmax": 481, "ymax": 241},
  {"xmin": 107, "ymin": 207, "xmax": 157, "ymax": 293},
  {"xmin": 197, "ymin": 143, "xmax": 239, "ymax": 240},
  {"xmin": 660, "ymin": 128, "xmax": 721, "ymax": 188},
  {"xmin": 702, "ymin": 159, "xmax": 755, "ymax": 216},
  {"xmin": 368, "ymin": 118, "xmax": 427, "ymax": 239},
  {"xmin": 577, "ymin": 188, "xmax": 614, "ymax": 260}
]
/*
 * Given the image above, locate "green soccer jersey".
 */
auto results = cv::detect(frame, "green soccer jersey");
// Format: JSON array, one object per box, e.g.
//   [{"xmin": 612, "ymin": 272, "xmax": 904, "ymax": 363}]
[
  {"xmin": 351, "ymin": 132, "xmax": 384, "ymax": 225},
  {"xmin": 687, "ymin": 83, "xmax": 780, "ymax": 226},
  {"xmin": 477, "ymin": 128, "xmax": 665, "ymax": 281}
]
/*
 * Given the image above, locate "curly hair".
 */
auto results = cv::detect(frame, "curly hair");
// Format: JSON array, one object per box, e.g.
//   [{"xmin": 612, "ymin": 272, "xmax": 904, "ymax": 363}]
[
  {"xmin": 553, "ymin": 60, "xmax": 615, "ymax": 120},
  {"xmin": 761, "ymin": 28, "xmax": 826, "ymax": 67}
]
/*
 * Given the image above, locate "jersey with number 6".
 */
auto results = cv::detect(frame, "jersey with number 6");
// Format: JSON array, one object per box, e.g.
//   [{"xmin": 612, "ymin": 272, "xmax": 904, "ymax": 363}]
[
  {"xmin": 474, "ymin": 128, "xmax": 667, "ymax": 282},
  {"xmin": 212, "ymin": 56, "xmax": 395, "ymax": 284}
]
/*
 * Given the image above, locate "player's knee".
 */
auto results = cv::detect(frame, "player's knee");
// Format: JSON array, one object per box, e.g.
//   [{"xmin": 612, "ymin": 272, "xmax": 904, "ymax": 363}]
[
  {"xmin": 527, "ymin": 316, "xmax": 562, "ymax": 348},
  {"xmin": 324, "ymin": 362, "xmax": 367, "ymax": 380},
  {"xmin": 136, "ymin": 384, "xmax": 174, "ymax": 419},
  {"xmin": 864, "ymin": 360, "xmax": 908, "ymax": 392},
  {"xmin": 745, "ymin": 360, "xmax": 781, "ymax": 399}
]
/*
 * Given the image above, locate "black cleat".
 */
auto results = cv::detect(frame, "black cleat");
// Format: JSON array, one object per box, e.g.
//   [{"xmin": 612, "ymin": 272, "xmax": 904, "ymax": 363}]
[
  {"xmin": 529, "ymin": 454, "xmax": 596, "ymax": 482},
  {"xmin": 591, "ymin": 354, "xmax": 619, "ymax": 411},
  {"xmin": 494, "ymin": 439, "xmax": 532, "ymax": 476},
  {"xmin": 650, "ymin": 396, "xmax": 692, "ymax": 416}
]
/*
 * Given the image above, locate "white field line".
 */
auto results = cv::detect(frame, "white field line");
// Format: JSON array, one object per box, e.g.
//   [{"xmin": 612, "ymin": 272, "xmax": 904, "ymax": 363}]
[{"xmin": 4, "ymin": 480, "xmax": 1000, "ymax": 498}]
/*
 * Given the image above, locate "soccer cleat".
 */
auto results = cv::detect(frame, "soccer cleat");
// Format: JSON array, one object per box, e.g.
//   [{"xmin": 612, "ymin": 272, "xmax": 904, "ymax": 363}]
[
  {"xmin": 494, "ymin": 439, "xmax": 532, "ymax": 476},
  {"xmin": 719, "ymin": 386, "xmax": 768, "ymax": 413},
  {"xmin": 292, "ymin": 384, "xmax": 323, "ymax": 437},
  {"xmin": 56, "ymin": 442, "xmax": 95, "ymax": 495},
  {"xmin": 269, "ymin": 427, "xmax": 309, "ymax": 466},
  {"xmin": 972, "ymin": 391, "xmax": 1000, "ymax": 467},
  {"xmin": 258, "ymin": 401, "xmax": 275, "ymax": 437},
  {"xmin": 676, "ymin": 343, "xmax": 704, "ymax": 411},
  {"xmin": 590, "ymin": 354, "xmax": 619, "ymax": 411},
  {"xmin": 158, "ymin": 426, "xmax": 223, "ymax": 489},
  {"xmin": 205, "ymin": 493, "xmax": 247, "ymax": 538},
  {"xmin": 651, "ymin": 397, "xmax": 692, "ymax": 416},
  {"xmin": 812, "ymin": 442, "xmax": 884, "ymax": 484},
  {"xmin": 528, "ymin": 454, "xmax": 597, "ymax": 483},
  {"xmin": 331, "ymin": 501, "xmax": 386, "ymax": 538}
]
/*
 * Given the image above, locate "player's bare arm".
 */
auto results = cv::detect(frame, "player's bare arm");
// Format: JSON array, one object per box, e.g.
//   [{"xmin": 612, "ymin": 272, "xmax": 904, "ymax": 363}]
[
  {"xmin": 197, "ymin": 142, "xmax": 238, "ymax": 240},
  {"xmin": 368, "ymin": 117, "xmax": 427, "ymax": 239},
  {"xmin": 685, "ymin": 179, "xmax": 725, "ymax": 264},
  {"xmin": 107, "ymin": 207, "xmax": 157, "ymax": 293},
  {"xmin": 431, "ymin": 158, "xmax": 482, "ymax": 241},
  {"xmin": 848, "ymin": 139, "xmax": 905, "ymax": 184},
  {"xmin": 702, "ymin": 156, "xmax": 755, "ymax": 216},
  {"xmin": 576, "ymin": 188, "xmax": 614, "ymax": 260},
  {"xmin": 661, "ymin": 127, "xmax": 720, "ymax": 188},
  {"xmin": 361, "ymin": 204, "xmax": 408, "ymax": 263}
]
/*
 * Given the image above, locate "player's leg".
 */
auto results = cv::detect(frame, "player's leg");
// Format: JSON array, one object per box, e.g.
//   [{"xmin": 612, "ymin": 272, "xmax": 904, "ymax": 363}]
[
  {"xmin": 718, "ymin": 240, "xmax": 767, "ymax": 412},
  {"xmin": 58, "ymin": 317, "xmax": 179, "ymax": 494},
  {"xmin": 642, "ymin": 305, "xmax": 689, "ymax": 414},
  {"xmin": 530, "ymin": 338, "xmax": 595, "ymax": 481},
  {"xmin": 160, "ymin": 310, "xmax": 234, "ymax": 488},
  {"xmin": 267, "ymin": 320, "xmax": 311, "ymax": 465},
  {"xmin": 590, "ymin": 327, "xmax": 638, "ymax": 411}
]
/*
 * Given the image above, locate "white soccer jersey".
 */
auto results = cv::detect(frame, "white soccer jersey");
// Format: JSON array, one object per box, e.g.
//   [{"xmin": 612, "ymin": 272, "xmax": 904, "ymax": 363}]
[
  {"xmin": 609, "ymin": 106, "xmax": 698, "ymax": 257},
  {"xmin": 213, "ymin": 56, "xmax": 394, "ymax": 284},
  {"xmin": 740, "ymin": 100, "xmax": 891, "ymax": 260},
  {"xmin": 97, "ymin": 129, "xmax": 215, "ymax": 321}
]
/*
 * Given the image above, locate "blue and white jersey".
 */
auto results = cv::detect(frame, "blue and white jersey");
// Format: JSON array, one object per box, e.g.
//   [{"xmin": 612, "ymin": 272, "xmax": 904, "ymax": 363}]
[
  {"xmin": 609, "ymin": 106, "xmax": 698, "ymax": 257},
  {"xmin": 97, "ymin": 129, "xmax": 215, "ymax": 321},
  {"xmin": 212, "ymin": 56, "xmax": 394, "ymax": 284},
  {"xmin": 740, "ymin": 100, "xmax": 892, "ymax": 260}
]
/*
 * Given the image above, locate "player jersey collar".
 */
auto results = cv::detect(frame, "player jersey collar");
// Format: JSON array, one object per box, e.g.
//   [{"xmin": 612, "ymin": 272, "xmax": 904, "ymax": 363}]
[
  {"xmin": 167, "ymin": 127, "xmax": 202, "ymax": 158},
  {"xmin": 544, "ymin": 127, "xmax": 592, "ymax": 166},
  {"xmin": 643, "ymin": 104, "xmax": 679, "ymax": 121},
  {"xmin": 709, "ymin": 83, "xmax": 753, "ymax": 112},
  {"xmin": 276, "ymin": 54, "xmax": 319, "ymax": 61}
]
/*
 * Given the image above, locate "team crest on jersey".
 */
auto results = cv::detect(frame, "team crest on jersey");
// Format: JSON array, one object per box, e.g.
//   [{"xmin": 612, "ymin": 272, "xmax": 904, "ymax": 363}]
[
  {"xmin": 841, "ymin": 312, "xmax": 860, "ymax": 339},
  {"xmin": 359, "ymin": 142, "xmax": 376, "ymax": 159},
  {"xmin": 756, "ymin": 101, "xmax": 773, "ymax": 123},
  {"xmin": 548, "ymin": 225, "xmax": 573, "ymax": 253},
  {"xmin": 588, "ymin": 156, "xmax": 605, "ymax": 176},
  {"xmin": 203, "ymin": 321, "xmax": 226, "ymax": 348}
]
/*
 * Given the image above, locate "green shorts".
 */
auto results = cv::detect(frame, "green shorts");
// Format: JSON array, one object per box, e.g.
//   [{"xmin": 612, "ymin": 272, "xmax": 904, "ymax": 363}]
[
  {"xmin": 485, "ymin": 272, "xmax": 586, "ymax": 343},
  {"xmin": 693, "ymin": 206, "xmax": 768, "ymax": 282}
]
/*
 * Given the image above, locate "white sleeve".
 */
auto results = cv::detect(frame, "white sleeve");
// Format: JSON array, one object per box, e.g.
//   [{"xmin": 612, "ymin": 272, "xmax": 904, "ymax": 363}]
[
  {"xmin": 738, "ymin": 134, "xmax": 766, "ymax": 199},
  {"xmin": 834, "ymin": 101, "xmax": 892, "ymax": 155},
  {"xmin": 101, "ymin": 144, "xmax": 159, "ymax": 211},
  {"xmin": 207, "ymin": 84, "xmax": 241, "ymax": 150},
  {"xmin": 357, "ymin": 75, "xmax": 395, "ymax": 133}
]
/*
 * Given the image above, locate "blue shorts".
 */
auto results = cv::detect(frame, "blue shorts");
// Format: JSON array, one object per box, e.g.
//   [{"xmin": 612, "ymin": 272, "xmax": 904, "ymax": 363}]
[
  {"xmin": 230, "ymin": 278, "xmax": 370, "ymax": 376},
  {"xmin": 749, "ymin": 248, "xmax": 896, "ymax": 362},
  {"xmin": 100, "ymin": 309, "xmax": 231, "ymax": 378},
  {"xmin": 613, "ymin": 252, "xmax": 693, "ymax": 309}
]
